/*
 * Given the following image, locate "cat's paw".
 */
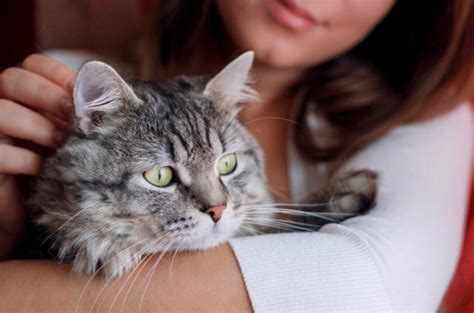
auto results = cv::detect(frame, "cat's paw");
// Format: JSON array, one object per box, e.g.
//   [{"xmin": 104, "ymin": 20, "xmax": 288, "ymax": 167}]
[{"xmin": 328, "ymin": 169, "xmax": 378, "ymax": 215}]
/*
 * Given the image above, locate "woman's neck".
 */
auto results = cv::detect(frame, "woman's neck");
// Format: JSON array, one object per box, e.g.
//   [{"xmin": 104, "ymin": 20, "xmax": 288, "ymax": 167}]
[
  {"xmin": 239, "ymin": 63, "xmax": 304, "ymax": 202},
  {"xmin": 251, "ymin": 62, "xmax": 303, "ymax": 112}
]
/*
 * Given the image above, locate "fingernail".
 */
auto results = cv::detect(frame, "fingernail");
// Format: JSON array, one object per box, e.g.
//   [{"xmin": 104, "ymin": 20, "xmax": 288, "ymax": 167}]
[
  {"xmin": 53, "ymin": 129, "xmax": 68, "ymax": 147},
  {"xmin": 60, "ymin": 96, "xmax": 74, "ymax": 118}
]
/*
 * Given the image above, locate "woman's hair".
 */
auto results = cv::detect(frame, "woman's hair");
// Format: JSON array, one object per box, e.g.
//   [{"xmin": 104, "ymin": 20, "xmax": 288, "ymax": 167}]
[{"xmin": 148, "ymin": 0, "xmax": 474, "ymax": 163}]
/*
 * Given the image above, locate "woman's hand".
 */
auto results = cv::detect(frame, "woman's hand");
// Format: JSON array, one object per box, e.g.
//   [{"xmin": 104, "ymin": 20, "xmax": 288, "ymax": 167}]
[{"xmin": 0, "ymin": 54, "xmax": 76, "ymax": 259}]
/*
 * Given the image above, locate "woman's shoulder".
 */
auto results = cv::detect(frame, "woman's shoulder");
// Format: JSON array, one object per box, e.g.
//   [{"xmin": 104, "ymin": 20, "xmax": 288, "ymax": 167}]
[
  {"xmin": 357, "ymin": 102, "xmax": 473, "ymax": 161},
  {"xmin": 392, "ymin": 102, "xmax": 472, "ymax": 136},
  {"xmin": 289, "ymin": 102, "xmax": 473, "ymax": 200}
]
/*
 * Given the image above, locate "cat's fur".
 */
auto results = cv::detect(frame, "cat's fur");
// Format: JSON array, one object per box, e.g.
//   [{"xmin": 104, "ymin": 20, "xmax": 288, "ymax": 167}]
[{"xmin": 29, "ymin": 52, "xmax": 377, "ymax": 278}]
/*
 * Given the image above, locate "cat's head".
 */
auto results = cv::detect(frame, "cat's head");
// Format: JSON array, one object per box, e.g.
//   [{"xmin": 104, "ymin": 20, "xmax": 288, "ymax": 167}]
[{"xmin": 32, "ymin": 52, "xmax": 273, "ymax": 277}]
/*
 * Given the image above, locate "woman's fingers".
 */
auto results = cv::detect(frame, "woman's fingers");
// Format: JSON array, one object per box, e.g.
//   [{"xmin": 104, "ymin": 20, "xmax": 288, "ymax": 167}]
[
  {"xmin": 0, "ymin": 54, "xmax": 74, "ymax": 177},
  {"xmin": 22, "ymin": 54, "xmax": 76, "ymax": 92},
  {"xmin": 0, "ymin": 99, "xmax": 66, "ymax": 149},
  {"xmin": 0, "ymin": 144, "xmax": 42, "ymax": 175},
  {"xmin": 42, "ymin": 111, "xmax": 69, "ymax": 130},
  {"xmin": 0, "ymin": 67, "xmax": 74, "ymax": 119}
]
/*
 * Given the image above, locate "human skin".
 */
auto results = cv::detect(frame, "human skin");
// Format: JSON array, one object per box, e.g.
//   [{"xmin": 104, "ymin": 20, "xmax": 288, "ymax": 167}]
[
  {"xmin": 0, "ymin": 0, "xmax": 395, "ymax": 311},
  {"xmin": 0, "ymin": 245, "xmax": 251, "ymax": 313},
  {"xmin": 218, "ymin": 0, "xmax": 394, "ymax": 68}
]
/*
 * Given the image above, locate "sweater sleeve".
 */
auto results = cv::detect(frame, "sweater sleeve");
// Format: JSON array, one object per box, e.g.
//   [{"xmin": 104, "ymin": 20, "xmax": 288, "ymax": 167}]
[{"xmin": 229, "ymin": 104, "xmax": 473, "ymax": 312}]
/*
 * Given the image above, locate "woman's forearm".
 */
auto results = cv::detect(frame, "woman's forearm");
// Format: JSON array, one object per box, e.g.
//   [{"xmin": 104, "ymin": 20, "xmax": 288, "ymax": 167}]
[{"xmin": 0, "ymin": 244, "xmax": 252, "ymax": 313}]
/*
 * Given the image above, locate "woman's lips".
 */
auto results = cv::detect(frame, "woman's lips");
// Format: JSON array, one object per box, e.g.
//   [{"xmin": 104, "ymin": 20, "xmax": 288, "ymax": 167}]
[{"xmin": 266, "ymin": 0, "xmax": 318, "ymax": 32}]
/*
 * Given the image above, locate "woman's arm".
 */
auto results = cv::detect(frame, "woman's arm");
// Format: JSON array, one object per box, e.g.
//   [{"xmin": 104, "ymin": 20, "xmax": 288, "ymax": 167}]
[
  {"xmin": 0, "ymin": 244, "xmax": 251, "ymax": 313},
  {"xmin": 229, "ymin": 103, "xmax": 473, "ymax": 311},
  {"xmin": 0, "ymin": 52, "xmax": 251, "ymax": 312},
  {"xmin": 0, "ymin": 105, "xmax": 469, "ymax": 313},
  {"xmin": 1, "ymin": 49, "xmax": 470, "ymax": 311}
]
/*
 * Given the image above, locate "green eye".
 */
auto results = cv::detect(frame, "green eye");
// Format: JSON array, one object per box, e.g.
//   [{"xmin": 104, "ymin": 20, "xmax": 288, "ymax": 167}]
[
  {"xmin": 143, "ymin": 166, "xmax": 174, "ymax": 187},
  {"xmin": 217, "ymin": 153, "xmax": 237, "ymax": 176}
]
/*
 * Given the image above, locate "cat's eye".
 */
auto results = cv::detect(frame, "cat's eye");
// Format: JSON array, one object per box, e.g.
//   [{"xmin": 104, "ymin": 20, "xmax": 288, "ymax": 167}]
[
  {"xmin": 143, "ymin": 166, "xmax": 174, "ymax": 187},
  {"xmin": 217, "ymin": 153, "xmax": 237, "ymax": 176}
]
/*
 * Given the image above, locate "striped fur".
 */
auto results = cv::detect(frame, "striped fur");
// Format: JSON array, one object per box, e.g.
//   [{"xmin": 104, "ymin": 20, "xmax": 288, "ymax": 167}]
[
  {"xmin": 29, "ymin": 56, "xmax": 273, "ymax": 278},
  {"xmin": 29, "ymin": 54, "xmax": 377, "ymax": 279}
]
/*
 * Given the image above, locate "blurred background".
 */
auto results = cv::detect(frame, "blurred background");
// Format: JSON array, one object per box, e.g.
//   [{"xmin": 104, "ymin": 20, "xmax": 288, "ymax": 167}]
[{"xmin": 0, "ymin": 0, "xmax": 155, "ymax": 71}]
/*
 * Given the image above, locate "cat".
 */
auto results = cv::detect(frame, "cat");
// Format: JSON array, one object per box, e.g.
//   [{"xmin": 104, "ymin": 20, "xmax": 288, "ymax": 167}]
[{"xmin": 29, "ymin": 52, "xmax": 377, "ymax": 279}]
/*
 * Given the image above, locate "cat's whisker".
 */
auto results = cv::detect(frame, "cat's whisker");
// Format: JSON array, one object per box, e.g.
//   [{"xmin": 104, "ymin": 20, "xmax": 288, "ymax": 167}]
[
  {"xmin": 220, "ymin": 116, "xmax": 303, "ymax": 140},
  {"xmin": 237, "ymin": 200, "xmax": 275, "ymax": 207},
  {"xmin": 248, "ymin": 208, "xmax": 356, "ymax": 216},
  {"xmin": 242, "ymin": 220, "xmax": 310, "ymax": 233},
  {"xmin": 239, "ymin": 200, "xmax": 360, "ymax": 218},
  {"xmin": 90, "ymin": 240, "xmax": 160, "ymax": 313},
  {"xmin": 242, "ymin": 217, "xmax": 292, "ymax": 229},
  {"xmin": 223, "ymin": 116, "xmax": 302, "ymax": 146},
  {"xmin": 236, "ymin": 228, "xmax": 246, "ymax": 236},
  {"xmin": 245, "ymin": 216, "xmax": 323, "ymax": 229},
  {"xmin": 242, "ymin": 217, "xmax": 319, "ymax": 232},
  {"xmin": 267, "ymin": 185, "xmax": 288, "ymax": 200},
  {"xmin": 242, "ymin": 206, "xmax": 346, "ymax": 222},
  {"xmin": 106, "ymin": 248, "xmax": 160, "ymax": 313},
  {"xmin": 245, "ymin": 222, "xmax": 315, "ymax": 233},
  {"xmin": 138, "ymin": 240, "xmax": 177, "ymax": 313},
  {"xmin": 74, "ymin": 238, "xmax": 149, "ymax": 313},
  {"xmin": 221, "ymin": 110, "xmax": 241, "ymax": 137},
  {"xmin": 240, "ymin": 202, "xmax": 332, "ymax": 208},
  {"xmin": 238, "ymin": 224, "xmax": 263, "ymax": 236},
  {"xmin": 114, "ymin": 238, "xmax": 171, "ymax": 312},
  {"xmin": 220, "ymin": 122, "xmax": 247, "ymax": 146},
  {"xmin": 241, "ymin": 116, "xmax": 303, "ymax": 127},
  {"xmin": 253, "ymin": 207, "xmax": 357, "ymax": 217},
  {"xmin": 253, "ymin": 211, "xmax": 343, "ymax": 223},
  {"xmin": 168, "ymin": 238, "xmax": 186, "ymax": 280},
  {"xmin": 248, "ymin": 207, "xmax": 347, "ymax": 217},
  {"xmin": 107, "ymin": 238, "xmax": 170, "ymax": 313},
  {"xmin": 40, "ymin": 209, "xmax": 91, "ymax": 246},
  {"xmin": 237, "ymin": 224, "xmax": 252, "ymax": 236},
  {"xmin": 117, "ymin": 252, "xmax": 161, "ymax": 313}
]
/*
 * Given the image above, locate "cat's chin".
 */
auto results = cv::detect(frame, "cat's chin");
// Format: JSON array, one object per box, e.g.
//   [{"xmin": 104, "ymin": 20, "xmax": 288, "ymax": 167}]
[
  {"xmin": 156, "ymin": 230, "xmax": 237, "ymax": 252},
  {"xmin": 74, "ymin": 218, "xmax": 245, "ymax": 279},
  {"xmin": 181, "ymin": 232, "xmax": 233, "ymax": 251},
  {"xmin": 101, "ymin": 238, "xmax": 232, "ymax": 279},
  {"xmin": 148, "ymin": 220, "xmax": 241, "ymax": 253}
]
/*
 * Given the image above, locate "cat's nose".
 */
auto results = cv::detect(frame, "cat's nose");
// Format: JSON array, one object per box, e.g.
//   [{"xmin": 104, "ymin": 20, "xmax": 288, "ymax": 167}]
[{"xmin": 205, "ymin": 205, "xmax": 226, "ymax": 223}]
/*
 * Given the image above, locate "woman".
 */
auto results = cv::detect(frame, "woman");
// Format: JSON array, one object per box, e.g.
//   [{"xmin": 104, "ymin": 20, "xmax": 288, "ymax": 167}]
[{"xmin": 0, "ymin": 0, "xmax": 473, "ymax": 311}]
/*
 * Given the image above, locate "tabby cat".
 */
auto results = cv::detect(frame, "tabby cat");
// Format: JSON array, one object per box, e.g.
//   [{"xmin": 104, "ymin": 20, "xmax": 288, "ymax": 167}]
[{"xmin": 29, "ymin": 52, "xmax": 377, "ymax": 278}]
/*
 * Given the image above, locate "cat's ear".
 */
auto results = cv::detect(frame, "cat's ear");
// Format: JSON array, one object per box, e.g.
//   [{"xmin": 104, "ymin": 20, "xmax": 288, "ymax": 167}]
[
  {"xmin": 203, "ymin": 51, "xmax": 259, "ymax": 109},
  {"xmin": 73, "ymin": 61, "xmax": 139, "ymax": 133}
]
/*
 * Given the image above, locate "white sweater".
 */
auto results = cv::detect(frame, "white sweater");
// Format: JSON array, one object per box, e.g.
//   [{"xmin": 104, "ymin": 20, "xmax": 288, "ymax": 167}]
[
  {"xmin": 48, "ymin": 50, "xmax": 473, "ymax": 312},
  {"xmin": 230, "ymin": 103, "xmax": 473, "ymax": 312}
]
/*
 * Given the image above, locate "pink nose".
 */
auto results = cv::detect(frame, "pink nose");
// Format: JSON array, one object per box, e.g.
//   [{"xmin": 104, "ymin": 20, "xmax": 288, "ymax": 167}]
[{"xmin": 205, "ymin": 205, "xmax": 226, "ymax": 223}]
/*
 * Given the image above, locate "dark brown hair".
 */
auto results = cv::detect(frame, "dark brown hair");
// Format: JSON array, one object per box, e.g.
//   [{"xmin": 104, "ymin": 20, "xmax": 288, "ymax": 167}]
[{"xmin": 149, "ymin": 0, "xmax": 474, "ymax": 163}]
